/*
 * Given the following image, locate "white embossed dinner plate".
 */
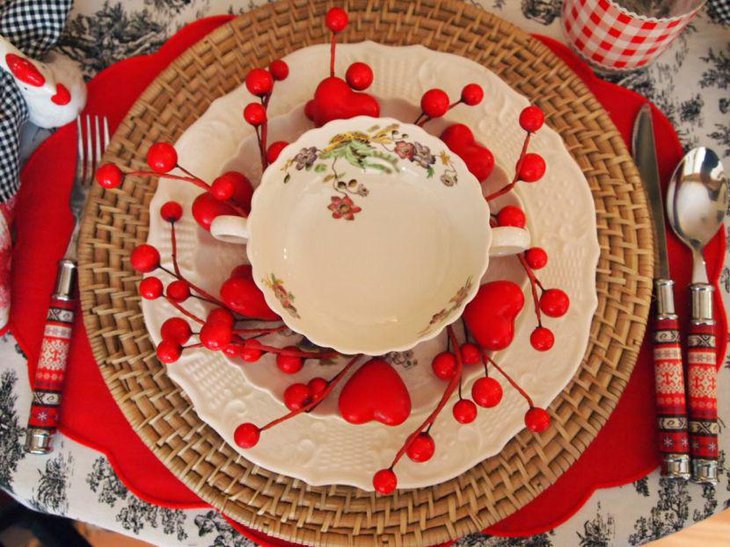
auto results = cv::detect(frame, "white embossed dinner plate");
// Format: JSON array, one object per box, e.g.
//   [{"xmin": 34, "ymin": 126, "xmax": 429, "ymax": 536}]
[{"xmin": 141, "ymin": 42, "xmax": 599, "ymax": 490}]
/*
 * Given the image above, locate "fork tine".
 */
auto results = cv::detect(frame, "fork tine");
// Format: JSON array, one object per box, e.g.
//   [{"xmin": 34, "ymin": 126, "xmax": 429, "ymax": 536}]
[
  {"xmin": 102, "ymin": 117, "xmax": 110, "ymax": 153},
  {"xmin": 93, "ymin": 115, "xmax": 103, "ymax": 183},
  {"xmin": 77, "ymin": 116, "xmax": 86, "ymax": 185},
  {"xmin": 85, "ymin": 115, "xmax": 94, "ymax": 186}
]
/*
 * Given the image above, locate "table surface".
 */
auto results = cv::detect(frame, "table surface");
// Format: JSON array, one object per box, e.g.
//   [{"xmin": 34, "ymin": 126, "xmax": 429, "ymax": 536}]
[{"xmin": 3, "ymin": 1, "xmax": 729, "ymax": 545}]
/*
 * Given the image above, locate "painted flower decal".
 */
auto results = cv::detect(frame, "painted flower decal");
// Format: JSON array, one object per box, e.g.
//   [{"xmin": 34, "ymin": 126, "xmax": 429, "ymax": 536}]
[
  {"xmin": 440, "ymin": 171, "xmax": 457, "ymax": 186},
  {"xmin": 328, "ymin": 195, "xmax": 362, "ymax": 220},
  {"xmin": 282, "ymin": 123, "xmax": 459, "ymax": 221},
  {"xmin": 412, "ymin": 142, "xmax": 436, "ymax": 169},
  {"xmin": 419, "ymin": 277, "xmax": 474, "ymax": 335},
  {"xmin": 294, "ymin": 146, "xmax": 318, "ymax": 170},
  {"xmin": 263, "ymin": 274, "xmax": 300, "ymax": 319},
  {"xmin": 394, "ymin": 141, "xmax": 416, "ymax": 160}
]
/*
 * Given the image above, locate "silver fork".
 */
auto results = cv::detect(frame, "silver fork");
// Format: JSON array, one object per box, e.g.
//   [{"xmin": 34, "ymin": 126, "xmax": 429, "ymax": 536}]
[{"xmin": 25, "ymin": 115, "xmax": 110, "ymax": 454}]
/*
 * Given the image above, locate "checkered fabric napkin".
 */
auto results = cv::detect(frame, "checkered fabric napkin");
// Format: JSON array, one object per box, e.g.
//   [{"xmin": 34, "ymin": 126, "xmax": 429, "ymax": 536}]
[
  {"xmin": 0, "ymin": 0, "xmax": 72, "ymax": 204},
  {"xmin": 708, "ymin": 0, "xmax": 730, "ymax": 23},
  {"xmin": 562, "ymin": 0, "xmax": 703, "ymax": 71}
]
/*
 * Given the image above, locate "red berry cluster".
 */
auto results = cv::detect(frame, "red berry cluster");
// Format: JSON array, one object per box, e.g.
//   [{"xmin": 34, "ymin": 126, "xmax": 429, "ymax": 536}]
[
  {"xmin": 133, "ymin": 204, "xmax": 338, "ymax": 368},
  {"xmin": 427, "ymin": 325, "xmax": 548, "ymax": 435},
  {"xmin": 517, "ymin": 249, "xmax": 570, "ymax": 352},
  {"xmin": 304, "ymin": 8, "xmax": 380, "ymax": 127},
  {"xmin": 483, "ymin": 104, "xmax": 547, "ymax": 202},
  {"xmin": 242, "ymin": 60, "xmax": 291, "ymax": 169},
  {"xmin": 96, "ymin": 143, "xmax": 254, "ymax": 234},
  {"xmin": 234, "ymin": 354, "xmax": 363, "ymax": 451},
  {"xmin": 415, "ymin": 83, "xmax": 484, "ymax": 127}
]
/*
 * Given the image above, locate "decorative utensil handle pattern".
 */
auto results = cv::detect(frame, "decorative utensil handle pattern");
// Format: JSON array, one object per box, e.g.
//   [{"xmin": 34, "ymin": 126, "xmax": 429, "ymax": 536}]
[
  {"xmin": 686, "ymin": 283, "xmax": 718, "ymax": 484},
  {"xmin": 687, "ymin": 321, "xmax": 719, "ymax": 485},
  {"xmin": 652, "ymin": 278, "xmax": 690, "ymax": 478},
  {"xmin": 653, "ymin": 314, "xmax": 690, "ymax": 477},
  {"xmin": 26, "ymin": 297, "xmax": 74, "ymax": 444},
  {"xmin": 25, "ymin": 258, "xmax": 77, "ymax": 454}
]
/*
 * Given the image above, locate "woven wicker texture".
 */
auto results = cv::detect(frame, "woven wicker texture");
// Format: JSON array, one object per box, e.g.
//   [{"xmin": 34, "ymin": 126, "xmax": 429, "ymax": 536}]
[{"xmin": 78, "ymin": 0, "xmax": 653, "ymax": 545}]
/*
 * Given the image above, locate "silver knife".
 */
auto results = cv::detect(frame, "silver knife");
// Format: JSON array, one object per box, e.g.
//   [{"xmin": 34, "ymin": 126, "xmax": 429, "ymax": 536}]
[{"xmin": 632, "ymin": 103, "xmax": 690, "ymax": 479}]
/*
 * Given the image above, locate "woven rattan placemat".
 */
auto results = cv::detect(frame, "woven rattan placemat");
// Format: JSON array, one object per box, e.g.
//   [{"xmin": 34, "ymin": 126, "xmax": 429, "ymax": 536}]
[{"xmin": 78, "ymin": 1, "xmax": 653, "ymax": 544}]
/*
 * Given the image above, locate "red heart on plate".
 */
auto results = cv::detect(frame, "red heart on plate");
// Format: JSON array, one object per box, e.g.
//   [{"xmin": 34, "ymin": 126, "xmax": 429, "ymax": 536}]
[
  {"xmin": 305, "ymin": 76, "xmax": 380, "ymax": 127},
  {"xmin": 463, "ymin": 281, "xmax": 524, "ymax": 351},
  {"xmin": 191, "ymin": 192, "xmax": 240, "ymax": 232},
  {"xmin": 220, "ymin": 276, "xmax": 278, "ymax": 321},
  {"xmin": 338, "ymin": 358, "xmax": 411, "ymax": 426},
  {"xmin": 440, "ymin": 123, "xmax": 495, "ymax": 182}
]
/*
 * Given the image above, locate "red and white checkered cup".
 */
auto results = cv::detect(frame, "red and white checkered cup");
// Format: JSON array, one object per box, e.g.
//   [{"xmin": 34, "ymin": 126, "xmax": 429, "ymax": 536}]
[{"xmin": 562, "ymin": 0, "xmax": 704, "ymax": 72}]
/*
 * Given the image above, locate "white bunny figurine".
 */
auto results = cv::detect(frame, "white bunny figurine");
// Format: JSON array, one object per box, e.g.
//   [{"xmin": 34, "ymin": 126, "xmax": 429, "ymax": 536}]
[{"xmin": 0, "ymin": 34, "xmax": 86, "ymax": 128}]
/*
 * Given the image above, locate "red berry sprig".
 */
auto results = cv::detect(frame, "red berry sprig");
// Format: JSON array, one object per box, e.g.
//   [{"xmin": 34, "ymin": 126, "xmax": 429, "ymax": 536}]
[
  {"xmin": 373, "ymin": 325, "xmax": 465, "ymax": 494},
  {"xmin": 134, "ymin": 205, "xmax": 342, "ymax": 366},
  {"xmin": 517, "ymin": 252, "xmax": 569, "ymax": 352},
  {"xmin": 233, "ymin": 354, "xmax": 364, "ymax": 450},
  {"xmin": 325, "ymin": 7, "xmax": 348, "ymax": 77},
  {"xmin": 483, "ymin": 353, "xmax": 551, "ymax": 433},
  {"xmin": 485, "ymin": 105, "xmax": 546, "ymax": 202},
  {"xmin": 97, "ymin": 142, "xmax": 252, "ymax": 233},
  {"xmin": 414, "ymin": 83, "xmax": 484, "ymax": 127},
  {"xmin": 243, "ymin": 60, "xmax": 289, "ymax": 171}
]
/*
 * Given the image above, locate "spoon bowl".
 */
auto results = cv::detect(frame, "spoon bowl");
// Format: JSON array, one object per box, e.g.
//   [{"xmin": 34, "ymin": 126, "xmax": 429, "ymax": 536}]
[{"xmin": 667, "ymin": 147, "xmax": 727, "ymax": 282}]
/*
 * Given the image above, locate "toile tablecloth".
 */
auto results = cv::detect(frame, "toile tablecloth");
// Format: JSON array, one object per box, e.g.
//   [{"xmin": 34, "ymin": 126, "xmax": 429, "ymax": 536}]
[{"xmin": 1, "ymin": 1, "xmax": 729, "ymax": 545}]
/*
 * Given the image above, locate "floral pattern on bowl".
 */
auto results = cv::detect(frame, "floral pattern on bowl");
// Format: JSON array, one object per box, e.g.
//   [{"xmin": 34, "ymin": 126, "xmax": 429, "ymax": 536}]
[{"xmin": 282, "ymin": 122, "xmax": 459, "ymax": 220}]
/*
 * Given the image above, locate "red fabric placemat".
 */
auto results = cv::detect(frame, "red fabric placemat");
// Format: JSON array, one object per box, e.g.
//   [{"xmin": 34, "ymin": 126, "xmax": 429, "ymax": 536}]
[{"xmin": 11, "ymin": 19, "xmax": 727, "ymax": 544}]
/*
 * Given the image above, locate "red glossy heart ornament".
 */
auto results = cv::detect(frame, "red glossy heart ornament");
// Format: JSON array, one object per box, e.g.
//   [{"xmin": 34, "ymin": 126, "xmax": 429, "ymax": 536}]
[
  {"xmin": 463, "ymin": 280, "xmax": 524, "ymax": 351},
  {"xmin": 338, "ymin": 359, "xmax": 411, "ymax": 426},
  {"xmin": 220, "ymin": 276, "xmax": 278, "ymax": 321},
  {"xmin": 305, "ymin": 76, "xmax": 380, "ymax": 127},
  {"xmin": 440, "ymin": 123, "xmax": 495, "ymax": 182},
  {"xmin": 191, "ymin": 192, "xmax": 240, "ymax": 231}
]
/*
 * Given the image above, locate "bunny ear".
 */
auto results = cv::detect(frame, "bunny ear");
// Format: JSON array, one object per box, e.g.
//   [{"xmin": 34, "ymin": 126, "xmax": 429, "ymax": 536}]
[{"xmin": 5, "ymin": 53, "xmax": 45, "ymax": 86}]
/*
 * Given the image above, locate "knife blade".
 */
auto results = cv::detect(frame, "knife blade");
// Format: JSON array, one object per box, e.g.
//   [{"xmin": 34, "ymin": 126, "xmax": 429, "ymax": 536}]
[
  {"xmin": 633, "ymin": 103, "xmax": 671, "ymax": 280},
  {"xmin": 632, "ymin": 103, "xmax": 690, "ymax": 479}
]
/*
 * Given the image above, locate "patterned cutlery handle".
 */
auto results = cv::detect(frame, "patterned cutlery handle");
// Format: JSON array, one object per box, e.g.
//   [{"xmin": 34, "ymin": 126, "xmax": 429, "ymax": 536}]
[
  {"xmin": 653, "ymin": 279, "xmax": 690, "ymax": 479},
  {"xmin": 687, "ymin": 283, "xmax": 719, "ymax": 484},
  {"xmin": 25, "ymin": 259, "xmax": 76, "ymax": 454}
]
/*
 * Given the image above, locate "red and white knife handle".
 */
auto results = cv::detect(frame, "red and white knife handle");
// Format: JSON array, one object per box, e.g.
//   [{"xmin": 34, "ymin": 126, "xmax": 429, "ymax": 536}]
[
  {"xmin": 25, "ymin": 259, "xmax": 76, "ymax": 454},
  {"xmin": 687, "ymin": 283, "xmax": 719, "ymax": 484},
  {"xmin": 652, "ymin": 279, "xmax": 690, "ymax": 479}
]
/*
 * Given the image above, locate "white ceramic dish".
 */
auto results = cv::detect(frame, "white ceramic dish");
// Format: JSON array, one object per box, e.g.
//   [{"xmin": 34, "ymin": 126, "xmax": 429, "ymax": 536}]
[
  {"xmin": 210, "ymin": 116, "xmax": 531, "ymax": 355},
  {"xmin": 142, "ymin": 42, "xmax": 599, "ymax": 490}
]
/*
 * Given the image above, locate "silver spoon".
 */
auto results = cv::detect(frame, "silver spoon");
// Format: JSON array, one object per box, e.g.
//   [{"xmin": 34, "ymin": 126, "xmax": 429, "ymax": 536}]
[{"xmin": 666, "ymin": 147, "xmax": 727, "ymax": 485}]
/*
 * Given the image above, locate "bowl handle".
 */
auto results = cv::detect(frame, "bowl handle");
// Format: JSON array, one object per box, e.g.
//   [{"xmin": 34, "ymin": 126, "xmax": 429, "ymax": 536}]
[
  {"xmin": 489, "ymin": 226, "xmax": 531, "ymax": 257},
  {"xmin": 210, "ymin": 215, "xmax": 250, "ymax": 244}
]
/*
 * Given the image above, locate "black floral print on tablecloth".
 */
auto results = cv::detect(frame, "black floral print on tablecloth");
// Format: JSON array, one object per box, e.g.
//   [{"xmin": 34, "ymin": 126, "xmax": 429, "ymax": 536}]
[
  {"xmin": 634, "ymin": 477, "xmax": 650, "ymax": 497},
  {"xmin": 521, "ymin": 0, "xmax": 561, "ymax": 24},
  {"xmin": 576, "ymin": 503, "xmax": 615, "ymax": 546},
  {"xmin": 195, "ymin": 510, "xmax": 256, "ymax": 547},
  {"xmin": 628, "ymin": 478, "xmax": 692, "ymax": 544},
  {"xmin": 86, "ymin": 457, "xmax": 188, "ymax": 540},
  {"xmin": 144, "ymin": 0, "xmax": 194, "ymax": 14},
  {"xmin": 30, "ymin": 452, "xmax": 73, "ymax": 514},
  {"xmin": 87, "ymin": 456, "xmax": 128, "ymax": 506},
  {"xmin": 454, "ymin": 532, "xmax": 556, "ymax": 546},
  {"xmin": 0, "ymin": 369, "xmax": 25, "ymax": 490},
  {"xmin": 58, "ymin": 1, "xmax": 168, "ymax": 77}
]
